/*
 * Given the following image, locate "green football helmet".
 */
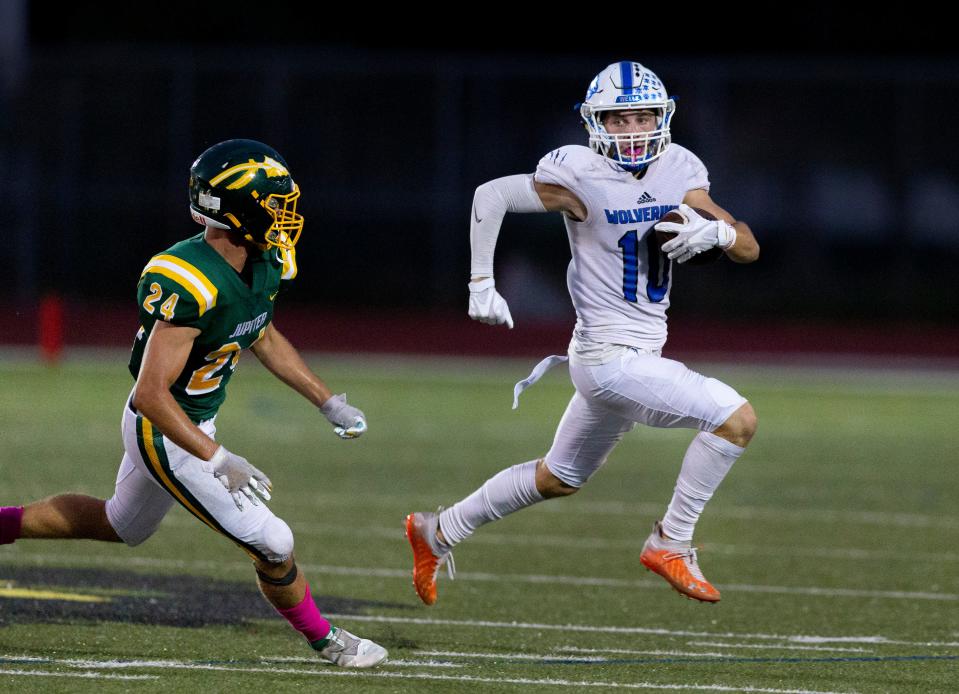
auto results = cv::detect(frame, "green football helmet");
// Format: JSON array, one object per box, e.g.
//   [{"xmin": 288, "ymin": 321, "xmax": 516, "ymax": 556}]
[{"xmin": 189, "ymin": 139, "xmax": 303, "ymax": 250}]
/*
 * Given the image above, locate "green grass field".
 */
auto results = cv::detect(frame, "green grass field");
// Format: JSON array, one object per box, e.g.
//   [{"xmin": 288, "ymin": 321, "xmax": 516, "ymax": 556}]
[{"xmin": 1, "ymin": 351, "xmax": 958, "ymax": 692}]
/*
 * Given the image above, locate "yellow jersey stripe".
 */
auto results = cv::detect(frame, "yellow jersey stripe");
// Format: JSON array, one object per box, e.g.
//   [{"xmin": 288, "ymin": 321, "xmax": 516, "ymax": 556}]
[
  {"xmin": 141, "ymin": 256, "xmax": 217, "ymax": 316},
  {"xmin": 155, "ymin": 255, "xmax": 217, "ymax": 297}
]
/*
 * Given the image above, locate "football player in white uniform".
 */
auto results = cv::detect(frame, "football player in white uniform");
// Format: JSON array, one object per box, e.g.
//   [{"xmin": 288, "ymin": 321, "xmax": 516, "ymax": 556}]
[{"xmin": 406, "ymin": 61, "xmax": 759, "ymax": 605}]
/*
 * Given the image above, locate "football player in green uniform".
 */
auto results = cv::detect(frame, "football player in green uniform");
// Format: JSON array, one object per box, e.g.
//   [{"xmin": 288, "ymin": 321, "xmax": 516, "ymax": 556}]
[{"xmin": 0, "ymin": 139, "xmax": 387, "ymax": 668}]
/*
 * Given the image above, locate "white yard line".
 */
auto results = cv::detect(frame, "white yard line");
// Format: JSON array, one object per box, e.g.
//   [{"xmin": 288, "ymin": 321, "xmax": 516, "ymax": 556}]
[
  {"xmin": 717, "ymin": 583, "xmax": 957, "ymax": 601},
  {"xmin": 683, "ymin": 642, "xmax": 872, "ymax": 654},
  {"xmin": 378, "ymin": 660, "xmax": 463, "ymax": 668},
  {"xmin": 0, "ymin": 655, "xmax": 857, "ymax": 693},
  {"xmin": 325, "ymin": 614, "xmax": 959, "ymax": 648},
  {"xmin": 2, "ymin": 551, "xmax": 956, "ymax": 602},
  {"xmin": 266, "ymin": 655, "xmax": 462, "ymax": 668},
  {"xmin": 416, "ymin": 649, "xmax": 734, "ymax": 661},
  {"xmin": 0, "ymin": 669, "xmax": 155, "ymax": 681},
  {"xmin": 557, "ymin": 644, "xmax": 870, "ymax": 655}
]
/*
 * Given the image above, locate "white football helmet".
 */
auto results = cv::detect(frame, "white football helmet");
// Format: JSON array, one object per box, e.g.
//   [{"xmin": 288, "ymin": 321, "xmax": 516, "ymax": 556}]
[{"xmin": 580, "ymin": 61, "xmax": 676, "ymax": 170}]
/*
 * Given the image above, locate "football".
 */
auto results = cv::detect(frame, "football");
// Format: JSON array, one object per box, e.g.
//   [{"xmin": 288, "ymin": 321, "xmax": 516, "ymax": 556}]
[{"xmin": 655, "ymin": 207, "xmax": 724, "ymax": 265}]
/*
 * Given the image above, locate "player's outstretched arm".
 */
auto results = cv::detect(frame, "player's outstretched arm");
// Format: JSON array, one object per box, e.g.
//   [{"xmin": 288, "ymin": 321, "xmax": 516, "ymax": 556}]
[
  {"xmin": 250, "ymin": 323, "xmax": 333, "ymax": 407},
  {"xmin": 468, "ymin": 175, "xmax": 585, "ymax": 328},
  {"xmin": 680, "ymin": 189, "xmax": 759, "ymax": 264},
  {"xmin": 250, "ymin": 323, "xmax": 366, "ymax": 439}
]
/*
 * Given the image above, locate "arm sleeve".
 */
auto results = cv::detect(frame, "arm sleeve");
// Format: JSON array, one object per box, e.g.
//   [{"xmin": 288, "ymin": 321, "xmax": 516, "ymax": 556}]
[{"xmin": 470, "ymin": 173, "xmax": 546, "ymax": 278}]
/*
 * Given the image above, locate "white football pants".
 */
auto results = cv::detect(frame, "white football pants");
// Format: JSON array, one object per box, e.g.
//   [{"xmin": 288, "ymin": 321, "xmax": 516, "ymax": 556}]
[
  {"xmin": 544, "ymin": 348, "xmax": 746, "ymax": 487},
  {"xmin": 104, "ymin": 398, "xmax": 293, "ymax": 563}
]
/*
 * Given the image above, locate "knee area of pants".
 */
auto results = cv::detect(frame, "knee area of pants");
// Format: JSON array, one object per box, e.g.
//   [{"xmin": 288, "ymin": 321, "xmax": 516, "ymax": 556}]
[
  {"xmin": 260, "ymin": 516, "xmax": 294, "ymax": 562},
  {"xmin": 119, "ymin": 531, "xmax": 149, "ymax": 548},
  {"xmin": 105, "ymin": 500, "xmax": 150, "ymax": 547}
]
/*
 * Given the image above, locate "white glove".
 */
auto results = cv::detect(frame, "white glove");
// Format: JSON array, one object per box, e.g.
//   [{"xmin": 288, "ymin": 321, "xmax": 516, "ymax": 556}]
[
  {"xmin": 468, "ymin": 278, "xmax": 514, "ymax": 329},
  {"xmin": 207, "ymin": 445, "xmax": 272, "ymax": 511},
  {"xmin": 656, "ymin": 204, "xmax": 736, "ymax": 264},
  {"xmin": 320, "ymin": 393, "xmax": 368, "ymax": 439}
]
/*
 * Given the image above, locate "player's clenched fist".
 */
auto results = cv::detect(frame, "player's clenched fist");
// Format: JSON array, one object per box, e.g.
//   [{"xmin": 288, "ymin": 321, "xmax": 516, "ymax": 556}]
[
  {"xmin": 320, "ymin": 393, "xmax": 368, "ymax": 439},
  {"xmin": 468, "ymin": 278, "xmax": 514, "ymax": 329}
]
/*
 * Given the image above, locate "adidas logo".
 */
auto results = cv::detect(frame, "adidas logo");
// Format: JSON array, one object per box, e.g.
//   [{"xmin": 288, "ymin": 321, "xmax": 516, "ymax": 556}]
[{"xmin": 636, "ymin": 192, "xmax": 657, "ymax": 204}]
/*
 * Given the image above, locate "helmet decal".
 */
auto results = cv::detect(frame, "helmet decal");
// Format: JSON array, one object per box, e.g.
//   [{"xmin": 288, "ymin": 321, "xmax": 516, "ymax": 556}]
[
  {"xmin": 209, "ymin": 156, "xmax": 292, "ymax": 190},
  {"xmin": 585, "ymin": 75, "xmax": 602, "ymax": 101},
  {"xmin": 197, "ymin": 192, "xmax": 221, "ymax": 211}
]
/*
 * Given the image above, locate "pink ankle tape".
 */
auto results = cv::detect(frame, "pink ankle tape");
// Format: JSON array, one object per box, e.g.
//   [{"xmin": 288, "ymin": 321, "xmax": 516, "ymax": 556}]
[
  {"xmin": 276, "ymin": 584, "xmax": 331, "ymax": 643},
  {"xmin": 0, "ymin": 506, "xmax": 24, "ymax": 545}
]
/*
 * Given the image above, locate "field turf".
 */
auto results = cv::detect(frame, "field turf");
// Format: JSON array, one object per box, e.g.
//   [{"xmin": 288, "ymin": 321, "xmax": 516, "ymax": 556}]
[{"xmin": 1, "ymin": 351, "xmax": 958, "ymax": 692}]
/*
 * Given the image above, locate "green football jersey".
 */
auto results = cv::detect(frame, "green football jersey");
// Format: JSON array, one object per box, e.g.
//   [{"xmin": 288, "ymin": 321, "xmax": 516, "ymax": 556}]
[{"xmin": 128, "ymin": 232, "xmax": 298, "ymax": 422}]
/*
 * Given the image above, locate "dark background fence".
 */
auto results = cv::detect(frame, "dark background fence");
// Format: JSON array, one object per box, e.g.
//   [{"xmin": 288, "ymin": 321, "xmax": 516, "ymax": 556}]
[{"xmin": 2, "ymin": 5, "xmax": 957, "ymax": 353}]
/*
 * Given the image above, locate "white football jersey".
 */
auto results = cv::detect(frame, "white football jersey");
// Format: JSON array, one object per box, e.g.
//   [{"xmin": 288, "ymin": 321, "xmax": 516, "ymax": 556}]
[{"xmin": 534, "ymin": 144, "xmax": 709, "ymax": 359}]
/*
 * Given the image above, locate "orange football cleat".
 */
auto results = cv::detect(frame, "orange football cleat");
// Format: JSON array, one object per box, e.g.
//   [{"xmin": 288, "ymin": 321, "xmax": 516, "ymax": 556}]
[
  {"xmin": 640, "ymin": 521, "xmax": 720, "ymax": 603},
  {"xmin": 405, "ymin": 511, "xmax": 454, "ymax": 606}
]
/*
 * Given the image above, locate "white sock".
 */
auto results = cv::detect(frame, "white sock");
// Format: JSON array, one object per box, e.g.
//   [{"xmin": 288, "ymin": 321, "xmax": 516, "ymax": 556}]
[
  {"xmin": 661, "ymin": 431, "xmax": 744, "ymax": 542},
  {"xmin": 438, "ymin": 460, "xmax": 543, "ymax": 547}
]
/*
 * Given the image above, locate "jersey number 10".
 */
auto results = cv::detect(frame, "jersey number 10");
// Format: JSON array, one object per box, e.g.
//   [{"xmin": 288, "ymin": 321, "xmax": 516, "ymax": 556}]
[{"xmin": 618, "ymin": 230, "xmax": 670, "ymax": 303}]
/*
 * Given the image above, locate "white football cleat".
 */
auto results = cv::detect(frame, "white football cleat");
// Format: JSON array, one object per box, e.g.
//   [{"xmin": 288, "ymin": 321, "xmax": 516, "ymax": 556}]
[{"xmin": 315, "ymin": 627, "xmax": 388, "ymax": 668}]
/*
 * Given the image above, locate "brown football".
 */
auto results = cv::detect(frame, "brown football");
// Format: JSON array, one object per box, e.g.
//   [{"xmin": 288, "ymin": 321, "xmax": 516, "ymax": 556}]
[{"xmin": 655, "ymin": 207, "xmax": 724, "ymax": 266}]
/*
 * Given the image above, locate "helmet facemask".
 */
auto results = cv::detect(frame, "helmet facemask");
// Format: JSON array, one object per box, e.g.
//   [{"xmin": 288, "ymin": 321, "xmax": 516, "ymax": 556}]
[
  {"xmin": 581, "ymin": 102, "xmax": 675, "ymax": 171},
  {"xmin": 253, "ymin": 185, "xmax": 303, "ymax": 251}
]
